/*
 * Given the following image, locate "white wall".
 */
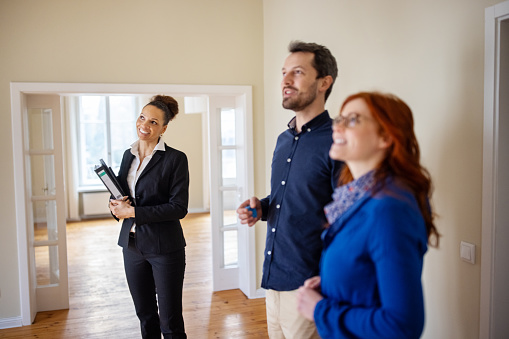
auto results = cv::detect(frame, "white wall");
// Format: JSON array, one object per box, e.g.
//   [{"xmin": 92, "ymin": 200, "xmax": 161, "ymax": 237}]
[{"xmin": 263, "ymin": 0, "xmax": 500, "ymax": 337}]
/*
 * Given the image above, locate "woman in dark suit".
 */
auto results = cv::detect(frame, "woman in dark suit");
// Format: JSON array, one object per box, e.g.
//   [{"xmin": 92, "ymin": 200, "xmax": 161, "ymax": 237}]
[{"xmin": 109, "ymin": 95, "xmax": 189, "ymax": 339}]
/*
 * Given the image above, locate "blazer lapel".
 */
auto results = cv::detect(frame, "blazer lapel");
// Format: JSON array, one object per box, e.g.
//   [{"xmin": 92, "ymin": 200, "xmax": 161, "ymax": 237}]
[
  {"xmin": 137, "ymin": 150, "xmax": 164, "ymax": 181},
  {"xmin": 119, "ymin": 152, "xmax": 135, "ymax": 188},
  {"xmin": 121, "ymin": 153, "xmax": 135, "ymax": 174}
]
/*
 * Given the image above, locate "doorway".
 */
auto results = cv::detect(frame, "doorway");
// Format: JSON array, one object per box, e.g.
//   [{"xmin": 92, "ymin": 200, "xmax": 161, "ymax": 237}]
[{"xmin": 11, "ymin": 82, "xmax": 257, "ymax": 325}]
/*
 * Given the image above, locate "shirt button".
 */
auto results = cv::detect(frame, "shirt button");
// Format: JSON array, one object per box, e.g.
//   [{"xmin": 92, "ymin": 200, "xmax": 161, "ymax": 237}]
[
  {"xmin": 276, "ymin": 204, "xmax": 280, "ymax": 209},
  {"xmin": 307, "ymin": 128, "xmax": 311, "ymax": 132},
  {"xmin": 281, "ymin": 181, "xmax": 286, "ymax": 185},
  {"xmin": 294, "ymin": 136, "xmax": 299, "ymax": 141},
  {"xmin": 272, "ymin": 228, "xmax": 276, "ymax": 232},
  {"xmin": 287, "ymin": 158, "xmax": 291, "ymax": 162},
  {"xmin": 267, "ymin": 251, "xmax": 272, "ymax": 255}
]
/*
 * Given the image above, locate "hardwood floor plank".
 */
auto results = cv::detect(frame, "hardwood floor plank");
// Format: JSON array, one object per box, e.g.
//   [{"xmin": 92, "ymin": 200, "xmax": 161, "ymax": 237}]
[{"xmin": 0, "ymin": 213, "xmax": 267, "ymax": 338}]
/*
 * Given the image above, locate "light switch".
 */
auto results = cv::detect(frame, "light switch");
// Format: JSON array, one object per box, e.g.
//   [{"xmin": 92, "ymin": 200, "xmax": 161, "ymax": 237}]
[{"xmin": 460, "ymin": 241, "xmax": 475, "ymax": 264}]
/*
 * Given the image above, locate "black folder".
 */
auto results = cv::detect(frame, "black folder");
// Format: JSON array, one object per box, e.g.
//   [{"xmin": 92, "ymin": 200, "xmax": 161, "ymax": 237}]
[{"xmin": 94, "ymin": 159, "xmax": 125, "ymax": 200}]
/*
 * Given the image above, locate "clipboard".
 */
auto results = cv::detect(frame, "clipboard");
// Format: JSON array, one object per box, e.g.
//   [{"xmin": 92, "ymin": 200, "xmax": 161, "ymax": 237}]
[{"xmin": 94, "ymin": 159, "xmax": 125, "ymax": 200}]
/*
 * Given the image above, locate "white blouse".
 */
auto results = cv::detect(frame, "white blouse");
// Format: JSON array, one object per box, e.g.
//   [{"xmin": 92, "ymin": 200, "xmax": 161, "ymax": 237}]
[{"xmin": 127, "ymin": 138, "xmax": 166, "ymax": 232}]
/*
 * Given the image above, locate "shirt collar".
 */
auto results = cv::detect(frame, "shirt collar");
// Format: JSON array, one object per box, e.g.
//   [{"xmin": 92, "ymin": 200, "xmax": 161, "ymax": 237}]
[
  {"xmin": 324, "ymin": 170, "xmax": 376, "ymax": 225},
  {"xmin": 130, "ymin": 138, "xmax": 166, "ymax": 157},
  {"xmin": 287, "ymin": 110, "xmax": 331, "ymax": 132}
]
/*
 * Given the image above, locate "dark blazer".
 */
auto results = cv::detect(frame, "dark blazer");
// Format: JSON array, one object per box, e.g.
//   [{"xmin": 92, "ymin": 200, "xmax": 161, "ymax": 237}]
[{"xmin": 116, "ymin": 144, "xmax": 189, "ymax": 254}]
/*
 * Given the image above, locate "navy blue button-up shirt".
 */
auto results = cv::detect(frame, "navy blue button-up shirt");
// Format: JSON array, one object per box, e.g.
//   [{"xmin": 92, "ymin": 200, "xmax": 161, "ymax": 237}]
[{"xmin": 260, "ymin": 111, "xmax": 342, "ymax": 291}]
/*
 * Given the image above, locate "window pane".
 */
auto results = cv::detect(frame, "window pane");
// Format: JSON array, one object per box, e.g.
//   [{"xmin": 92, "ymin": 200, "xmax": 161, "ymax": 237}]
[
  {"xmin": 33, "ymin": 200, "xmax": 58, "ymax": 242},
  {"xmin": 223, "ymin": 230, "xmax": 238, "ymax": 267},
  {"xmin": 109, "ymin": 96, "xmax": 138, "ymax": 172},
  {"xmin": 80, "ymin": 96, "xmax": 107, "ymax": 186},
  {"xmin": 35, "ymin": 245, "xmax": 60, "ymax": 286},
  {"xmin": 30, "ymin": 154, "xmax": 55, "ymax": 196},
  {"xmin": 220, "ymin": 108, "xmax": 236, "ymax": 146},
  {"xmin": 77, "ymin": 95, "xmax": 138, "ymax": 186},
  {"xmin": 80, "ymin": 122, "xmax": 107, "ymax": 185},
  {"xmin": 222, "ymin": 190, "xmax": 237, "ymax": 227},
  {"xmin": 222, "ymin": 149, "xmax": 236, "ymax": 186},
  {"xmin": 81, "ymin": 96, "xmax": 106, "ymax": 122},
  {"xmin": 222, "ymin": 189, "xmax": 238, "ymax": 267},
  {"xmin": 28, "ymin": 108, "xmax": 53, "ymax": 151},
  {"xmin": 110, "ymin": 96, "xmax": 137, "ymax": 121}
]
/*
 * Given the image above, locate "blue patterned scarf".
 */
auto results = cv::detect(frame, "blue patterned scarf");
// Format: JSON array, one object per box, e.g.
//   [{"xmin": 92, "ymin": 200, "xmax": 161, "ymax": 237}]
[{"xmin": 324, "ymin": 170, "xmax": 376, "ymax": 225}]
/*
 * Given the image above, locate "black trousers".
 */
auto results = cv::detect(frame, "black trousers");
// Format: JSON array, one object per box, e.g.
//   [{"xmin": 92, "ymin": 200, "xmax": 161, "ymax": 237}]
[{"xmin": 123, "ymin": 234, "xmax": 187, "ymax": 339}]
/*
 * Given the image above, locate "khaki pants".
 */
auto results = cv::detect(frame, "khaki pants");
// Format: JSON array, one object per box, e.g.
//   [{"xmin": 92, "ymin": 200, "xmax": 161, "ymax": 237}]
[{"xmin": 265, "ymin": 289, "xmax": 321, "ymax": 339}]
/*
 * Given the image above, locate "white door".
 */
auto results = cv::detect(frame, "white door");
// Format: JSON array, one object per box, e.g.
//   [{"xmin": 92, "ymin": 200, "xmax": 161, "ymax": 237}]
[
  {"xmin": 25, "ymin": 95, "xmax": 69, "ymax": 315},
  {"xmin": 208, "ymin": 95, "xmax": 256, "ymax": 297}
]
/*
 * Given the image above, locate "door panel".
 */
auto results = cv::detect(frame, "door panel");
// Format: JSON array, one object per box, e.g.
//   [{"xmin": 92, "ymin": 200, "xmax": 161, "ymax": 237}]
[
  {"xmin": 26, "ymin": 95, "xmax": 69, "ymax": 313},
  {"xmin": 208, "ymin": 95, "xmax": 255, "ymax": 296},
  {"xmin": 209, "ymin": 97, "xmax": 240, "ymax": 291}
]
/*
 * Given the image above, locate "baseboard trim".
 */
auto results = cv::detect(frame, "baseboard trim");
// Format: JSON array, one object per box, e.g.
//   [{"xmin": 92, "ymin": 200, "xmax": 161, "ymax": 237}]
[
  {"xmin": 188, "ymin": 208, "xmax": 209, "ymax": 214},
  {"xmin": 255, "ymin": 288, "xmax": 266, "ymax": 299},
  {"xmin": 0, "ymin": 316, "xmax": 23, "ymax": 329}
]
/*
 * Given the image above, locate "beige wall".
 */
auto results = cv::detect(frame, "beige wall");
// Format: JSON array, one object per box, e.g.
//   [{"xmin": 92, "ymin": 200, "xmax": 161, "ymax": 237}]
[
  {"xmin": 163, "ymin": 97, "xmax": 204, "ymax": 211},
  {"xmin": 263, "ymin": 0, "xmax": 500, "ymax": 338},
  {"xmin": 0, "ymin": 0, "xmax": 264, "ymax": 320}
]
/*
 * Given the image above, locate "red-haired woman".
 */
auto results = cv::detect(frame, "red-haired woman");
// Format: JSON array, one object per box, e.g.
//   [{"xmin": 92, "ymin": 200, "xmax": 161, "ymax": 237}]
[{"xmin": 297, "ymin": 92, "xmax": 439, "ymax": 338}]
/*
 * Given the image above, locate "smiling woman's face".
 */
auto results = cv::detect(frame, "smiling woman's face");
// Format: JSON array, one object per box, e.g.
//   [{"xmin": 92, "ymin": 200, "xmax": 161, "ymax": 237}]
[
  {"xmin": 136, "ymin": 104, "xmax": 167, "ymax": 144},
  {"xmin": 330, "ymin": 98, "xmax": 390, "ymax": 178}
]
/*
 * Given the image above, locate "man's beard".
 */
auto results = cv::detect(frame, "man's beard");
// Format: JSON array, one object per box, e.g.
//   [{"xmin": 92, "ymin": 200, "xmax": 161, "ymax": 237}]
[{"xmin": 282, "ymin": 81, "xmax": 318, "ymax": 111}]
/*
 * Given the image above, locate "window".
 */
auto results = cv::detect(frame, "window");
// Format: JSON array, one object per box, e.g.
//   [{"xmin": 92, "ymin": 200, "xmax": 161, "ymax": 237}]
[{"xmin": 77, "ymin": 95, "xmax": 141, "ymax": 188}]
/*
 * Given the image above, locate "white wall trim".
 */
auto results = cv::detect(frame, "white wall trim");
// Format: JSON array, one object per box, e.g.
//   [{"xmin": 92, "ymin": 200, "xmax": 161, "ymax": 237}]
[
  {"xmin": 481, "ymin": 2, "xmax": 509, "ymax": 338},
  {"xmin": 255, "ymin": 288, "xmax": 266, "ymax": 299},
  {"xmin": 11, "ymin": 82, "xmax": 33, "ymax": 325},
  {"xmin": 187, "ymin": 208, "xmax": 209, "ymax": 214},
  {"xmin": 237, "ymin": 93, "xmax": 258, "ymax": 299},
  {"xmin": 0, "ymin": 316, "xmax": 23, "ymax": 330},
  {"xmin": 10, "ymin": 82, "xmax": 253, "ymax": 97}
]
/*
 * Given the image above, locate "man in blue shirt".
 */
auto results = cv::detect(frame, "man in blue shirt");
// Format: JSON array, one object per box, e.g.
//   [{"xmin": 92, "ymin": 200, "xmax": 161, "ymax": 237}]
[{"xmin": 237, "ymin": 41, "xmax": 342, "ymax": 339}]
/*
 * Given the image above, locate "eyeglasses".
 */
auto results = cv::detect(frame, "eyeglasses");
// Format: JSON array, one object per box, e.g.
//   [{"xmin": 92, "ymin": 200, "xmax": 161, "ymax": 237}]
[{"xmin": 333, "ymin": 113, "xmax": 371, "ymax": 128}]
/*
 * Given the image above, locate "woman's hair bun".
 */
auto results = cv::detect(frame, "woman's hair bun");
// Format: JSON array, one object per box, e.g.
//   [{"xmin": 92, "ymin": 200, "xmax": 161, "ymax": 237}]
[{"xmin": 148, "ymin": 95, "xmax": 179, "ymax": 125}]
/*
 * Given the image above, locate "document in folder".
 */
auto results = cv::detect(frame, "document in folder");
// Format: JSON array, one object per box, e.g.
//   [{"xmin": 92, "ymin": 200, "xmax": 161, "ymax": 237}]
[{"xmin": 94, "ymin": 159, "xmax": 125, "ymax": 200}]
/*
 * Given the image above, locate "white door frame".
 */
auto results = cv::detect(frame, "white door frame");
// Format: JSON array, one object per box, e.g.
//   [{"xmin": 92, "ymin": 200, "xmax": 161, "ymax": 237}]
[
  {"xmin": 10, "ymin": 82, "xmax": 257, "ymax": 326},
  {"xmin": 481, "ymin": 2, "xmax": 509, "ymax": 338}
]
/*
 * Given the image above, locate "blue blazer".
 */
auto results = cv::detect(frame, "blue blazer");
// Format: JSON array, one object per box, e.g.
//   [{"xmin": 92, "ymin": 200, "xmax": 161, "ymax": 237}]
[
  {"xmin": 315, "ymin": 180, "xmax": 428, "ymax": 339},
  {"xmin": 116, "ymin": 144, "xmax": 189, "ymax": 254}
]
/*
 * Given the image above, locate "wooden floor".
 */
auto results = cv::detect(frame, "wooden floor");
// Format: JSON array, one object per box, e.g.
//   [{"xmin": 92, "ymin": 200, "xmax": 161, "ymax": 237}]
[{"xmin": 0, "ymin": 213, "xmax": 268, "ymax": 338}]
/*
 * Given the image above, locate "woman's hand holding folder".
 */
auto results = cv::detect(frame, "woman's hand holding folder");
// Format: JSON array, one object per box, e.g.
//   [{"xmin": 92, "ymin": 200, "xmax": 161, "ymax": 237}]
[{"xmin": 109, "ymin": 196, "xmax": 135, "ymax": 219}]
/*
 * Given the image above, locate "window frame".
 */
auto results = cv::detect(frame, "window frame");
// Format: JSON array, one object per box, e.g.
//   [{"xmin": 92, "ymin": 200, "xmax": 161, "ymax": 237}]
[{"xmin": 75, "ymin": 95, "xmax": 142, "ymax": 190}]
